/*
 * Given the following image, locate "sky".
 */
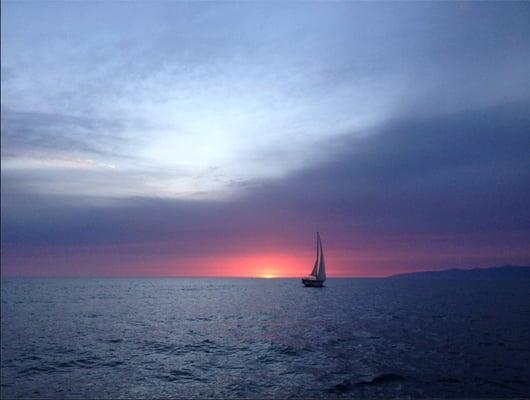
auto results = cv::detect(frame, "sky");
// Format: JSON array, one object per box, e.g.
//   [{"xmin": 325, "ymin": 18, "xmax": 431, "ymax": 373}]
[{"xmin": 1, "ymin": 1, "xmax": 529, "ymax": 277}]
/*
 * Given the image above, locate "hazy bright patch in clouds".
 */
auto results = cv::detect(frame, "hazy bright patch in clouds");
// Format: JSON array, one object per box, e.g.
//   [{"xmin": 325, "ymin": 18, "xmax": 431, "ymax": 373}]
[{"xmin": 4, "ymin": 2, "xmax": 528, "ymax": 198}]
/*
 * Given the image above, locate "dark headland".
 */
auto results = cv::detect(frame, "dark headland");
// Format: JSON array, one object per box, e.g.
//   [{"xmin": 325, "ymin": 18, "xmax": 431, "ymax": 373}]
[{"xmin": 389, "ymin": 265, "xmax": 530, "ymax": 279}]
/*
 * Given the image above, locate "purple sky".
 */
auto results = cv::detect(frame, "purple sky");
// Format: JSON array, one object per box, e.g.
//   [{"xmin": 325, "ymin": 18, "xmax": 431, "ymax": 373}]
[{"xmin": 1, "ymin": 2, "xmax": 529, "ymax": 277}]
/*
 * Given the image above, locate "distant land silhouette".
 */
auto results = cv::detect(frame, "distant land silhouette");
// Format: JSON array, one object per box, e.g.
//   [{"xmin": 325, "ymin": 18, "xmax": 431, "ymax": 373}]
[{"xmin": 389, "ymin": 265, "xmax": 530, "ymax": 279}]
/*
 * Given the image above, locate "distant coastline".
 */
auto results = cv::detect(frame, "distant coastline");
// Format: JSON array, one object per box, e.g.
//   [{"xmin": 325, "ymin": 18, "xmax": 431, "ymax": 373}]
[{"xmin": 388, "ymin": 265, "xmax": 530, "ymax": 279}]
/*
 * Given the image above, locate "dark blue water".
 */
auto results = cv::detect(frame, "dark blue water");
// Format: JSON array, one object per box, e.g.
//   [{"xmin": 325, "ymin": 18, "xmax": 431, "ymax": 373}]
[{"xmin": 2, "ymin": 278, "xmax": 530, "ymax": 398}]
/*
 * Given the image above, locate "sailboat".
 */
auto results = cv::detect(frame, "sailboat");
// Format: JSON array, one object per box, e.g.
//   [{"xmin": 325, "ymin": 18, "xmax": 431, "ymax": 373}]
[{"xmin": 301, "ymin": 232, "xmax": 326, "ymax": 287}]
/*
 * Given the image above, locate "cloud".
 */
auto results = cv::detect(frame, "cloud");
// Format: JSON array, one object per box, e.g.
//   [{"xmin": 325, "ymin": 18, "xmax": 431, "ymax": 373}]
[
  {"xmin": 248, "ymin": 100, "xmax": 530, "ymax": 235},
  {"xmin": 3, "ymin": 1, "xmax": 529, "ymax": 200},
  {"xmin": 2, "ymin": 100, "xmax": 529, "ymax": 275},
  {"xmin": 1, "ymin": 109, "xmax": 126, "ymax": 158}
]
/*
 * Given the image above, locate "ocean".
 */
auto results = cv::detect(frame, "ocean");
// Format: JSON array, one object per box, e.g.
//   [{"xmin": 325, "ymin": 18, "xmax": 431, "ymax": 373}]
[{"xmin": 1, "ymin": 278, "xmax": 529, "ymax": 398}]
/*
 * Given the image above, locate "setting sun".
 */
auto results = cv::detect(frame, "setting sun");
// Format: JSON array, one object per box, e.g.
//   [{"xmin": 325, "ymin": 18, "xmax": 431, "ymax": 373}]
[{"xmin": 209, "ymin": 252, "xmax": 306, "ymax": 278}]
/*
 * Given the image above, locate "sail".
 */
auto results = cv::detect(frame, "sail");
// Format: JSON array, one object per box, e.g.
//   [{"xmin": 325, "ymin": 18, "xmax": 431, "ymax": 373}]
[
  {"xmin": 309, "ymin": 232, "xmax": 320, "ymax": 278},
  {"xmin": 316, "ymin": 233, "xmax": 326, "ymax": 281}
]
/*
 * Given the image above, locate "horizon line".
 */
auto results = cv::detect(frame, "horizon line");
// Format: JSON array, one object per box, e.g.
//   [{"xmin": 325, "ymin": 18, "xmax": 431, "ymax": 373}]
[
  {"xmin": 2, "ymin": 265, "xmax": 527, "ymax": 280},
  {"xmin": 0, "ymin": 274, "xmax": 385, "ymax": 279}
]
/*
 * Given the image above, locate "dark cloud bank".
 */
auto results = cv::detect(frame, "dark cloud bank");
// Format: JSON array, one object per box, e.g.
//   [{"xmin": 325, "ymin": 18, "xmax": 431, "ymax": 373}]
[{"xmin": 2, "ymin": 100, "xmax": 529, "ymax": 276}]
